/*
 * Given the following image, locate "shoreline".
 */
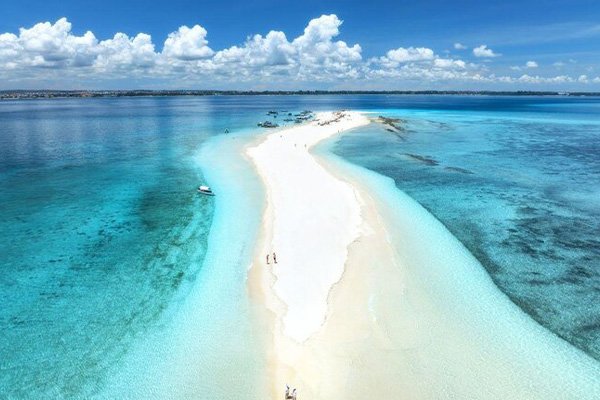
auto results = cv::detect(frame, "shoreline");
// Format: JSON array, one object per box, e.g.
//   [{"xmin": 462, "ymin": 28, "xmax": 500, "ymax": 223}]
[
  {"xmin": 100, "ymin": 129, "xmax": 270, "ymax": 399},
  {"xmin": 245, "ymin": 111, "xmax": 600, "ymax": 399}
]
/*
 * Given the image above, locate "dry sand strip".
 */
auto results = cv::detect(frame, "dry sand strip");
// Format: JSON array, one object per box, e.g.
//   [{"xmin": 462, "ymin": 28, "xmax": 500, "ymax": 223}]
[
  {"xmin": 247, "ymin": 111, "xmax": 372, "ymax": 398},
  {"xmin": 247, "ymin": 111, "xmax": 369, "ymax": 342}
]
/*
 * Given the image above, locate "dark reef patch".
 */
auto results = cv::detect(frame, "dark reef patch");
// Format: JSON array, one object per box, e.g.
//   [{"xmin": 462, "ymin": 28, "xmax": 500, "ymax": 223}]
[
  {"xmin": 403, "ymin": 153, "xmax": 440, "ymax": 166},
  {"xmin": 444, "ymin": 166, "xmax": 474, "ymax": 174}
]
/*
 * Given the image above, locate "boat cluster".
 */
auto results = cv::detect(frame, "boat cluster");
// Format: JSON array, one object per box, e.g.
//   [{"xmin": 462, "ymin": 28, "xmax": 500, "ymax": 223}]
[
  {"xmin": 257, "ymin": 120, "xmax": 279, "ymax": 128},
  {"xmin": 257, "ymin": 110, "xmax": 314, "ymax": 128},
  {"xmin": 293, "ymin": 110, "xmax": 314, "ymax": 123}
]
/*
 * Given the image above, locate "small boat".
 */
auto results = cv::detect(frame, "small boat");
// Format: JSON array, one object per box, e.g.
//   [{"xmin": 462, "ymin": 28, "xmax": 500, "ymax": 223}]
[
  {"xmin": 257, "ymin": 121, "xmax": 279, "ymax": 128},
  {"xmin": 197, "ymin": 185, "xmax": 214, "ymax": 196}
]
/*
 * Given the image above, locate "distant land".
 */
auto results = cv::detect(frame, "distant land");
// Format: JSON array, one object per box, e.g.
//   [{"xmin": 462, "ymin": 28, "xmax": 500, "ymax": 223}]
[{"xmin": 2, "ymin": 90, "xmax": 600, "ymax": 100}]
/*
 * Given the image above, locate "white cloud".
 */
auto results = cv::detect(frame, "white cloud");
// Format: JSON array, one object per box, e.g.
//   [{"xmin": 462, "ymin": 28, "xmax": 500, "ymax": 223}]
[
  {"xmin": 454, "ymin": 42, "xmax": 467, "ymax": 50},
  {"xmin": 213, "ymin": 31, "xmax": 294, "ymax": 67},
  {"xmin": 515, "ymin": 74, "xmax": 573, "ymax": 84},
  {"xmin": 473, "ymin": 44, "xmax": 499, "ymax": 58},
  {"xmin": 384, "ymin": 47, "xmax": 434, "ymax": 63},
  {"xmin": 292, "ymin": 14, "xmax": 362, "ymax": 78},
  {"xmin": 95, "ymin": 33, "xmax": 157, "ymax": 72},
  {"xmin": 433, "ymin": 58, "xmax": 466, "ymax": 69},
  {"xmin": 4, "ymin": 18, "xmax": 100, "ymax": 68},
  {"xmin": 0, "ymin": 33, "xmax": 21, "ymax": 69},
  {"xmin": 162, "ymin": 25, "xmax": 213, "ymax": 60},
  {"xmin": 512, "ymin": 61, "xmax": 538, "ymax": 70},
  {"xmin": 367, "ymin": 48, "xmax": 474, "ymax": 83},
  {"xmin": 525, "ymin": 60, "xmax": 538, "ymax": 68},
  {"xmin": 0, "ymin": 17, "xmax": 160, "ymax": 77},
  {"xmin": 207, "ymin": 14, "xmax": 362, "ymax": 82},
  {"xmin": 0, "ymin": 16, "xmax": 596, "ymax": 89}
]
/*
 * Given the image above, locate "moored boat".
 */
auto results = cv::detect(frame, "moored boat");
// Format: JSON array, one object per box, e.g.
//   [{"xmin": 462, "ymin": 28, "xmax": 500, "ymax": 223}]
[{"xmin": 197, "ymin": 185, "xmax": 214, "ymax": 196}]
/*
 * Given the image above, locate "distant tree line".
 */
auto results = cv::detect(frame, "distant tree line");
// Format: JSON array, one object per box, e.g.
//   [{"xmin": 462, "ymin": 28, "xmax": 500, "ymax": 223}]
[{"xmin": 1, "ymin": 89, "xmax": 599, "ymax": 100}]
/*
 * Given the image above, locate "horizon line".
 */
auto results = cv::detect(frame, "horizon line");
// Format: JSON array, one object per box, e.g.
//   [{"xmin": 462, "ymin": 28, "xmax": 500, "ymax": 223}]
[{"xmin": 2, "ymin": 89, "xmax": 600, "ymax": 99}]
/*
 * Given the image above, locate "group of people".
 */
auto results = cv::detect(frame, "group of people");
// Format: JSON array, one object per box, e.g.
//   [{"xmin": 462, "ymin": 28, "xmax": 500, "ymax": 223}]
[
  {"xmin": 285, "ymin": 385, "xmax": 297, "ymax": 400},
  {"xmin": 266, "ymin": 252, "xmax": 277, "ymax": 264}
]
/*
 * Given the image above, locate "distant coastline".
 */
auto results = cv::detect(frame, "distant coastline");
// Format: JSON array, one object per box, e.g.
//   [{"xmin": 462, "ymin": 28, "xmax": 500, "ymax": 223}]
[{"xmin": 2, "ymin": 89, "xmax": 600, "ymax": 100}]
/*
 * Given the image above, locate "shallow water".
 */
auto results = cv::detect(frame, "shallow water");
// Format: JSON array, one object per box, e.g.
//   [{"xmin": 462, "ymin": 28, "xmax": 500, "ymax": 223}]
[
  {"xmin": 332, "ymin": 96, "xmax": 600, "ymax": 360},
  {"xmin": 319, "ymin": 147, "xmax": 600, "ymax": 398}
]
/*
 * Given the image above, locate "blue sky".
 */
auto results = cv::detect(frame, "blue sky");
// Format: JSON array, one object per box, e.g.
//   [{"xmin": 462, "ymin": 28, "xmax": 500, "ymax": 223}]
[{"xmin": 1, "ymin": 0, "xmax": 600, "ymax": 89}]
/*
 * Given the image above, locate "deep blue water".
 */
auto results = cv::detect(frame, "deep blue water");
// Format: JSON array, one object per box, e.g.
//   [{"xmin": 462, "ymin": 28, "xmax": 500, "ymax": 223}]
[{"xmin": 1, "ymin": 95, "xmax": 599, "ymax": 397}]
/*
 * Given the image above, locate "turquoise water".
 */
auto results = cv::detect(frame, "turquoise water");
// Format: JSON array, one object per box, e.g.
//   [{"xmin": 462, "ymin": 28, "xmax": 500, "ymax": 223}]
[
  {"xmin": 100, "ymin": 129, "xmax": 270, "ymax": 399},
  {"xmin": 0, "ymin": 96, "xmax": 321, "ymax": 397},
  {"xmin": 332, "ymin": 97, "xmax": 600, "ymax": 360},
  {"xmin": 1, "ymin": 95, "xmax": 600, "ymax": 397}
]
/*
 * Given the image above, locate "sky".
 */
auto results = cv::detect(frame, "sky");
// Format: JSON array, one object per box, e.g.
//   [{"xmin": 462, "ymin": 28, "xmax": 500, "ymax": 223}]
[{"xmin": 1, "ymin": 0, "xmax": 600, "ymax": 90}]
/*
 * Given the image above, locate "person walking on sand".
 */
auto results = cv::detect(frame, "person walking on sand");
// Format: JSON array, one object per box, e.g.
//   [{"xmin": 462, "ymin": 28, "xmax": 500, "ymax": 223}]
[
  {"xmin": 266, "ymin": 254, "xmax": 270, "ymax": 265},
  {"xmin": 273, "ymin": 252, "xmax": 277, "ymax": 264}
]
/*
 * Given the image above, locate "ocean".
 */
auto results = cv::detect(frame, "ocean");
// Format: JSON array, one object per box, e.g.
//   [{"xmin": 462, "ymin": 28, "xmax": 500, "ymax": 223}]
[{"xmin": 1, "ymin": 95, "xmax": 599, "ymax": 397}]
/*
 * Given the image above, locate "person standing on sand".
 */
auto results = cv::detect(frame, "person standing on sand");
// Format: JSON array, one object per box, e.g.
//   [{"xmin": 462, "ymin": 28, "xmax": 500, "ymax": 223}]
[
  {"xmin": 266, "ymin": 254, "xmax": 270, "ymax": 264},
  {"xmin": 273, "ymin": 252, "xmax": 277, "ymax": 264}
]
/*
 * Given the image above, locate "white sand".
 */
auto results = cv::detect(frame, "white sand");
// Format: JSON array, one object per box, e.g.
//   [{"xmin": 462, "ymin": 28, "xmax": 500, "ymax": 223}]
[
  {"xmin": 247, "ymin": 111, "xmax": 370, "ymax": 342},
  {"xmin": 246, "ymin": 111, "xmax": 600, "ymax": 400}
]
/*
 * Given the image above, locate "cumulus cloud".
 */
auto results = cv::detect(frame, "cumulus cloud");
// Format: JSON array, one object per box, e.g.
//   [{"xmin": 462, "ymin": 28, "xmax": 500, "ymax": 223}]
[
  {"xmin": 291, "ymin": 14, "xmax": 362, "ymax": 79},
  {"xmin": 162, "ymin": 25, "xmax": 213, "ymax": 60},
  {"xmin": 511, "ymin": 61, "xmax": 538, "ymax": 71},
  {"xmin": 525, "ymin": 60, "xmax": 538, "ymax": 68},
  {"xmin": 0, "ymin": 16, "xmax": 595, "ymax": 88},
  {"xmin": 213, "ymin": 31, "xmax": 294, "ymax": 67},
  {"xmin": 367, "ymin": 46, "xmax": 474, "ymax": 83},
  {"xmin": 473, "ymin": 44, "xmax": 499, "ymax": 58},
  {"xmin": 384, "ymin": 47, "xmax": 434, "ymax": 63},
  {"xmin": 433, "ymin": 58, "xmax": 466, "ymax": 69},
  {"xmin": 1, "ymin": 18, "xmax": 99, "ymax": 69},
  {"xmin": 207, "ymin": 14, "xmax": 362, "ymax": 82},
  {"xmin": 515, "ymin": 74, "xmax": 573, "ymax": 84},
  {"xmin": 208, "ymin": 30, "xmax": 296, "ymax": 80},
  {"xmin": 0, "ymin": 17, "xmax": 160, "ymax": 76},
  {"xmin": 95, "ymin": 33, "xmax": 157, "ymax": 72}
]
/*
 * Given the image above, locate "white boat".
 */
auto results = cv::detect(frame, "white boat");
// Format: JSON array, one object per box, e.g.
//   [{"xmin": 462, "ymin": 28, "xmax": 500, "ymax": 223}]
[{"xmin": 197, "ymin": 185, "xmax": 214, "ymax": 196}]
